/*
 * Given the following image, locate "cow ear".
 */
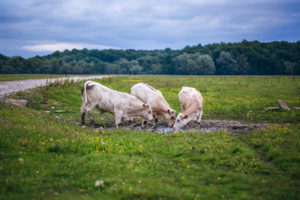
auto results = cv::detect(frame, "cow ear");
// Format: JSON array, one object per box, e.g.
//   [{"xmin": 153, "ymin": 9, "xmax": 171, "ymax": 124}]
[{"xmin": 182, "ymin": 114, "xmax": 188, "ymax": 119}]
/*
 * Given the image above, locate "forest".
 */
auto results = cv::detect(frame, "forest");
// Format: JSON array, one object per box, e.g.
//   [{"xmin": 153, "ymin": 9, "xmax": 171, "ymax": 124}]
[{"xmin": 1, "ymin": 40, "xmax": 300, "ymax": 75}]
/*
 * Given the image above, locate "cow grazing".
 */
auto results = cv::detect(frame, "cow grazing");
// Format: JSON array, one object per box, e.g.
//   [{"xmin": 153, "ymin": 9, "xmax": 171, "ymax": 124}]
[
  {"xmin": 173, "ymin": 87, "xmax": 203, "ymax": 132},
  {"xmin": 131, "ymin": 82, "xmax": 176, "ymax": 129},
  {"xmin": 81, "ymin": 81, "xmax": 153, "ymax": 128}
]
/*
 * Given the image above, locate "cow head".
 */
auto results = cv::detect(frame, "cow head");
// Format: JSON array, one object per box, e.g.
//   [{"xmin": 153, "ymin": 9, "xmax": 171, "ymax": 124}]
[
  {"xmin": 173, "ymin": 113, "xmax": 189, "ymax": 132},
  {"xmin": 165, "ymin": 109, "xmax": 177, "ymax": 127},
  {"xmin": 142, "ymin": 103, "xmax": 154, "ymax": 121}
]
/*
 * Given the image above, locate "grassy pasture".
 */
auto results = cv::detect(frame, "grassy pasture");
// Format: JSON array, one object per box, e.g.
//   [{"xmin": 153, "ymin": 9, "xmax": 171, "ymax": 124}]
[{"xmin": 0, "ymin": 75, "xmax": 300, "ymax": 199}]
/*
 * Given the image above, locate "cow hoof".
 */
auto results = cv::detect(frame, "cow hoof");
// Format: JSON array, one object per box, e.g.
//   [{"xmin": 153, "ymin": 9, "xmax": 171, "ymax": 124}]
[{"xmin": 197, "ymin": 122, "xmax": 201, "ymax": 129}]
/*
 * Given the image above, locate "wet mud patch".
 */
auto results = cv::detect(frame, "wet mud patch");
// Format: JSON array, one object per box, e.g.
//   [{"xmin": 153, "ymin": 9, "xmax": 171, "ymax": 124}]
[
  {"xmin": 183, "ymin": 120, "xmax": 267, "ymax": 133},
  {"xmin": 153, "ymin": 120, "xmax": 267, "ymax": 133},
  {"xmin": 92, "ymin": 119, "xmax": 268, "ymax": 134}
]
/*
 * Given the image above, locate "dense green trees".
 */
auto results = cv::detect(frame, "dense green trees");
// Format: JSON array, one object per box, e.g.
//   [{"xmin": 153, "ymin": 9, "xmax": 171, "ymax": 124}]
[
  {"xmin": 1, "ymin": 40, "xmax": 300, "ymax": 75},
  {"xmin": 216, "ymin": 51, "xmax": 238, "ymax": 75},
  {"xmin": 173, "ymin": 53, "xmax": 215, "ymax": 75}
]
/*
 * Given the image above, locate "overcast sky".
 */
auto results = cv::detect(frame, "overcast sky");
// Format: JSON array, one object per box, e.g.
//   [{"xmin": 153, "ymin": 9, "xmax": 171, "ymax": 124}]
[{"xmin": 1, "ymin": 0, "xmax": 300, "ymax": 58}]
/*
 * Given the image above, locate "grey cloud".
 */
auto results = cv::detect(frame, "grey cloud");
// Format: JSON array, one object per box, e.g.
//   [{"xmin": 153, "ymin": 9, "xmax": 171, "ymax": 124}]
[{"xmin": 0, "ymin": 0, "xmax": 299, "ymax": 57}]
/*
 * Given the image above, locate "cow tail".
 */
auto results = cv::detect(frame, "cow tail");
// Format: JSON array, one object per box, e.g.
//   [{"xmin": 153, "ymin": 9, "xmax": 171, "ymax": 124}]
[{"xmin": 83, "ymin": 81, "xmax": 89, "ymax": 106}]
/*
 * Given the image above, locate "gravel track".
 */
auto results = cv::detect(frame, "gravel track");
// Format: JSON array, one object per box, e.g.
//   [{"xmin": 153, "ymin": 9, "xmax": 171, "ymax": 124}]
[{"xmin": 0, "ymin": 75, "xmax": 111, "ymax": 98}]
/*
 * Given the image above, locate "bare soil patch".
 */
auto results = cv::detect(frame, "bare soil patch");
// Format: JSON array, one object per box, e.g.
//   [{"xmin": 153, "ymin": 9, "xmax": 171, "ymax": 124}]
[
  {"xmin": 91, "ymin": 119, "xmax": 268, "ymax": 133},
  {"xmin": 185, "ymin": 120, "xmax": 267, "ymax": 133},
  {"xmin": 153, "ymin": 120, "xmax": 267, "ymax": 133}
]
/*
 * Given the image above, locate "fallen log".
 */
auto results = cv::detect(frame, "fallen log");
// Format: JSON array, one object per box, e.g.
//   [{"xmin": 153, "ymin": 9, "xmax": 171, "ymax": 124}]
[
  {"xmin": 277, "ymin": 100, "xmax": 291, "ymax": 111},
  {"xmin": 4, "ymin": 98, "xmax": 28, "ymax": 107},
  {"xmin": 264, "ymin": 107, "xmax": 279, "ymax": 111}
]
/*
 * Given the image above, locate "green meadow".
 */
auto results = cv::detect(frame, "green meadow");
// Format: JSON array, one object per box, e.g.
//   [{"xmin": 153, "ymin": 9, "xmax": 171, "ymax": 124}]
[{"xmin": 1, "ymin": 75, "xmax": 300, "ymax": 199}]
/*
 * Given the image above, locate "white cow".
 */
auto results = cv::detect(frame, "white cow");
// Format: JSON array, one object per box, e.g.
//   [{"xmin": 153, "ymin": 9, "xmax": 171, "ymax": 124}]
[
  {"xmin": 81, "ymin": 81, "xmax": 153, "ymax": 128},
  {"xmin": 173, "ymin": 87, "xmax": 203, "ymax": 132},
  {"xmin": 131, "ymin": 83, "xmax": 176, "ymax": 129}
]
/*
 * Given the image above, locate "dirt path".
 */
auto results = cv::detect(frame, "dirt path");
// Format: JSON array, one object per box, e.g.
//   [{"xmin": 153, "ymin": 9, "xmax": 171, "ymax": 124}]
[{"xmin": 0, "ymin": 75, "xmax": 111, "ymax": 98}]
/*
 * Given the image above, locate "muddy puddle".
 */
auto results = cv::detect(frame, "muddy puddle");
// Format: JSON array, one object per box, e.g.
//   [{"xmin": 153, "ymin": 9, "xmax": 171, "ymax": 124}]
[
  {"xmin": 94, "ymin": 120, "xmax": 267, "ymax": 133},
  {"xmin": 182, "ymin": 120, "xmax": 267, "ymax": 133}
]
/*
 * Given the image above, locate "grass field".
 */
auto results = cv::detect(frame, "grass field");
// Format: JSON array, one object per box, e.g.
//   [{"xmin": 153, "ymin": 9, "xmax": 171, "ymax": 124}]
[{"xmin": 1, "ymin": 75, "xmax": 300, "ymax": 199}]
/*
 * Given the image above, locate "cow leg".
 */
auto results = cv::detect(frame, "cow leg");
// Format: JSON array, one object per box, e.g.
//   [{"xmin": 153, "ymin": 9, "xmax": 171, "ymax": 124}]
[
  {"xmin": 114, "ymin": 111, "xmax": 123, "ymax": 129},
  {"xmin": 80, "ymin": 105, "xmax": 86, "ymax": 125},
  {"xmin": 88, "ymin": 111, "xmax": 95, "ymax": 128},
  {"xmin": 197, "ymin": 109, "xmax": 203, "ymax": 128},
  {"xmin": 128, "ymin": 120, "xmax": 133, "ymax": 128},
  {"xmin": 141, "ymin": 120, "xmax": 147, "ymax": 129},
  {"xmin": 85, "ymin": 106, "xmax": 95, "ymax": 128},
  {"xmin": 152, "ymin": 117, "xmax": 158, "ymax": 129},
  {"xmin": 128, "ymin": 117, "xmax": 135, "ymax": 128},
  {"xmin": 81, "ymin": 112, "xmax": 86, "ymax": 125}
]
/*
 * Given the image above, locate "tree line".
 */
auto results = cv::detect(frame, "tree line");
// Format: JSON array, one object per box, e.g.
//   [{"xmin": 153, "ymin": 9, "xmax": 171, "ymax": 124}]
[{"xmin": 1, "ymin": 40, "xmax": 300, "ymax": 75}]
